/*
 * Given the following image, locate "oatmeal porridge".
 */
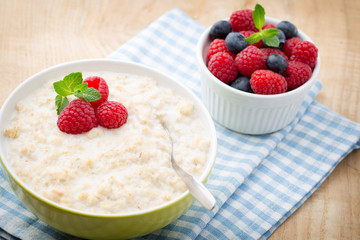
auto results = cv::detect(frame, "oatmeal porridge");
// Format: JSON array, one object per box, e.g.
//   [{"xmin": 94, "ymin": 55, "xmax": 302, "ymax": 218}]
[{"xmin": 3, "ymin": 72, "xmax": 211, "ymax": 214}]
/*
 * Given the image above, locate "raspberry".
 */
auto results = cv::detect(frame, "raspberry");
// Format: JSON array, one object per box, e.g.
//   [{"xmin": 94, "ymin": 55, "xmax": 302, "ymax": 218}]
[
  {"xmin": 289, "ymin": 41, "xmax": 318, "ymax": 69},
  {"xmin": 83, "ymin": 76, "xmax": 109, "ymax": 108},
  {"xmin": 240, "ymin": 30, "xmax": 263, "ymax": 48},
  {"xmin": 250, "ymin": 70, "xmax": 287, "ymax": 94},
  {"xmin": 282, "ymin": 37, "xmax": 302, "ymax": 58},
  {"xmin": 95, "ymin": 101, "xmax": 128, "ymax": 129},
  {"xmin": 229, "ymin": 9, "xmax": 257, "ymax": 32},
  {"xmin": 262, "ymin": 23, "xmax": 276, "ymax": 29},
  {"xmin": 261, "ymin": 48, "xmax": 288, "ymax": 63},
  {"xmin": 208, "ymin": 52, "xmax": 238, "ymax": 83},
  {"xmin": 207, "ymin": 39, "xmax": 235, "ymax": 63},
  {"xmin": 57, "ymin": 99, "xmax": 98, "ymax": 134},
  {"xmin": 235, "ymin": 46, "xmax": 265, "ymax": 77},
  {"xmin": 285, "ymin": 61, "xmax": 312, "ymax": 90}
]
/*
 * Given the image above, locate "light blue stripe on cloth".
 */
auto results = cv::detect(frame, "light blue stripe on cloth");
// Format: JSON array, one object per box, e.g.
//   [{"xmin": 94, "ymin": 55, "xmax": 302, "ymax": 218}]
[{"xmin": 1, "ymin": 8, "xmax": 359, "ymax": 240}]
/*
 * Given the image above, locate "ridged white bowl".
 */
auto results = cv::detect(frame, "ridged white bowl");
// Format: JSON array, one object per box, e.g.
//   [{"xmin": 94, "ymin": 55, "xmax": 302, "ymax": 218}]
[{"xmin": 196, "ymin": 17, "xmax": 320, "ymax": 135}]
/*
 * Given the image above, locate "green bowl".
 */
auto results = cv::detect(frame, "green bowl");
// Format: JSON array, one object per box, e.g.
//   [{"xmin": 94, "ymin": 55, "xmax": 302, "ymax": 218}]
[{"xmin": 0, "ymin": 59, "xmax": 217, "ymax": 239}]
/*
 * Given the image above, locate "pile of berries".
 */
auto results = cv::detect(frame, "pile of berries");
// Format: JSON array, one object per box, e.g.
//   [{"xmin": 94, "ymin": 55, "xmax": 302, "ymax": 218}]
[
  {"xmin": 206, "ymin": 7, "xmax": 318, "ymax": 95},
  {"xmin": 57, "ymin": 76, "xmax": 128, "ymax": 135}
]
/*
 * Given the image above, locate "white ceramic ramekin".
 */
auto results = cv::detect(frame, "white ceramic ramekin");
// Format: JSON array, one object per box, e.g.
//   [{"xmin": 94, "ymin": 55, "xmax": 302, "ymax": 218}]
[{"xmin": 196, "ymin": 17, "xmax": 320, "ymax": 135}]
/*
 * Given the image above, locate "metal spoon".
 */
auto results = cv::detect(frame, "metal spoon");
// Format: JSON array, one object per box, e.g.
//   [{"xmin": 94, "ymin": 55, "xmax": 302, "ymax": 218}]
[{"xmin": 162, "ymin": 124, "xmax": 216, "ymax": 210}]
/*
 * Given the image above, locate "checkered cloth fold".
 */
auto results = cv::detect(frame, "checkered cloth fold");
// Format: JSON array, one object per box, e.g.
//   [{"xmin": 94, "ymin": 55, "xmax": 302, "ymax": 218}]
[{"xmin": 1, "ymin": 8, "xmax": 359, "ymax": 240}]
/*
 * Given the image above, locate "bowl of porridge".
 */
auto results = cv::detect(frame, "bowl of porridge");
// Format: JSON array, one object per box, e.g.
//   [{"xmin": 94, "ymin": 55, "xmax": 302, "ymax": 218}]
[{"xmin": 0, "ymin": 59, "xmax": 217, "ymax": 239}]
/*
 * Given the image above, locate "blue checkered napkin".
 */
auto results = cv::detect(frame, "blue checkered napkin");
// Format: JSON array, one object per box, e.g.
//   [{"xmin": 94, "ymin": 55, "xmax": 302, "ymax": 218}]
[
  {"xmin": 1, "ymin": 8, "xmax": 359, "ymax": 240},
  {"xmin": 109, "ymin": 9, "xmax": 360, "ymax": 240}
]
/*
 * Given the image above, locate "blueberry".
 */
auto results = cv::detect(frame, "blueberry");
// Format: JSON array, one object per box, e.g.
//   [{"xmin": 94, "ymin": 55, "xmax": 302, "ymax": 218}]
[
  {"xmin": 225, "ymin": 32, "xmax": 248, "ymax": 54},
  {"xmin": 264, "ymin": 30, "xmax": 286, "ymax": 49},
  {"xmin": 276, "ymin": 30, "xmax": 286, "ymax": 49},
  {"xmin": 230, "ymin": 76, "xmax": 253, "ymax": 93},
  {"xmin": 266, "ymin": 54, "xmax": 288, "ymax": 74},
  {"xmin": 209, "ymin": 20, "xmax": 232, "ymax": 40},
  {"xmin": 277, "ymin": 21, "xmax": 298, "ymax": 39}
]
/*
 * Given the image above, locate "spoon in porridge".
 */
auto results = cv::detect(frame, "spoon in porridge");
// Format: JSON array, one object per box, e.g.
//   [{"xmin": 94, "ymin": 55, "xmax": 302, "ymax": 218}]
[{"xmin": 162, "ymin": 124, "xmax": 216, "ymax": 210}]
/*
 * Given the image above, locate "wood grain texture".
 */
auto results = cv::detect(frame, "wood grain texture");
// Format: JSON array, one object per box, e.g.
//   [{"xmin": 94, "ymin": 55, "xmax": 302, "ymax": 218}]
[{"xmin": 0, "ymin": 0, "xmax": 359, "ymax": 239}]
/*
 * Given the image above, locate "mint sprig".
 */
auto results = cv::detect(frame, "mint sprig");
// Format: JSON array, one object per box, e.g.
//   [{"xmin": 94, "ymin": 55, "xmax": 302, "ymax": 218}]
[
  {"xmin": 53, "ymin": 72, "xmax": 101, "ymax": 115},
  {"xmin": 245, "ymin": 4, "xmax": 281, "ymax": 47}
]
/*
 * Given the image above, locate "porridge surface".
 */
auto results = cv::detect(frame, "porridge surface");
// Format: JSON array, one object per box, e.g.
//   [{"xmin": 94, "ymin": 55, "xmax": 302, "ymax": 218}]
[{"xmin": 4, "ymin": 72, "xmax": 210, "ymax": 214}]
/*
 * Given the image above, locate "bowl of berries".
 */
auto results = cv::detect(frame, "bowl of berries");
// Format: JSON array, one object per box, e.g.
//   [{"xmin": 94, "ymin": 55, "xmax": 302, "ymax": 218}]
[{"xmin": 196, "ymin": 4, "xmax": 320, "ymax": 134}]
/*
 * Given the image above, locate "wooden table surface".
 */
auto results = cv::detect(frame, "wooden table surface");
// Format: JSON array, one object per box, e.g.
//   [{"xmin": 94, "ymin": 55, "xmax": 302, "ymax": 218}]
[{"xmin": 1, "ymin": 0, "xmax": 359, "ymax": 239}]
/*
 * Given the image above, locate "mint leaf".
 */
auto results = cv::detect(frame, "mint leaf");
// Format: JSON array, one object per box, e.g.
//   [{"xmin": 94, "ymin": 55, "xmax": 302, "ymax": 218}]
[
  {"xmin": 245, "ymin": 32, "xmax": 263, "ymax": 44},
  {"xmin": 53, "ymin": 72, "xmax": 102, "ymax": 114},
  {"xmin": 262, "ymin": 28, "xmax": 281, "ymax": 38},
  {"xmin": 253, "ymin": 3, "xmax": 265, "ymax": 30},
  {"xmin": 263, "ymin": 36, "xmax": 280, "ymax": 47},
  {"xmin": 244, "ymin": 3, "xmax": 280, "ymax": 48},
  {"xmin": 55, "ymin": 95, "xmax": 69, "ymax": 115},
  {"xmin": 75, "ymin": 87, "xmax": 101, "ymax": 102},
  {"xmin": 63, "ymin": 72, "xmax": 83, "ymax": 91},
  {"xmin": 73, "ymin": 82, "xmax": 88, "ymax": 93},
  {"xmin": 53, "ymin": 80, "xmax": 73, "ymax": 96}
]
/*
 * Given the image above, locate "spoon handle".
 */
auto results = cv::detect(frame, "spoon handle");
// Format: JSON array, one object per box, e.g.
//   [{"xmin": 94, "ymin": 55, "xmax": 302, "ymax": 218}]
[
  {"xmin": 172, "ymin": 160, "xmax": 216, "ymax": 210},
  {"xmin": 162, "ymin": 123, "xmax": 216, "ymax": 210},
  {"xmin": 186, "ymin": 176, "xmax": 216, "ymax": 210}
]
